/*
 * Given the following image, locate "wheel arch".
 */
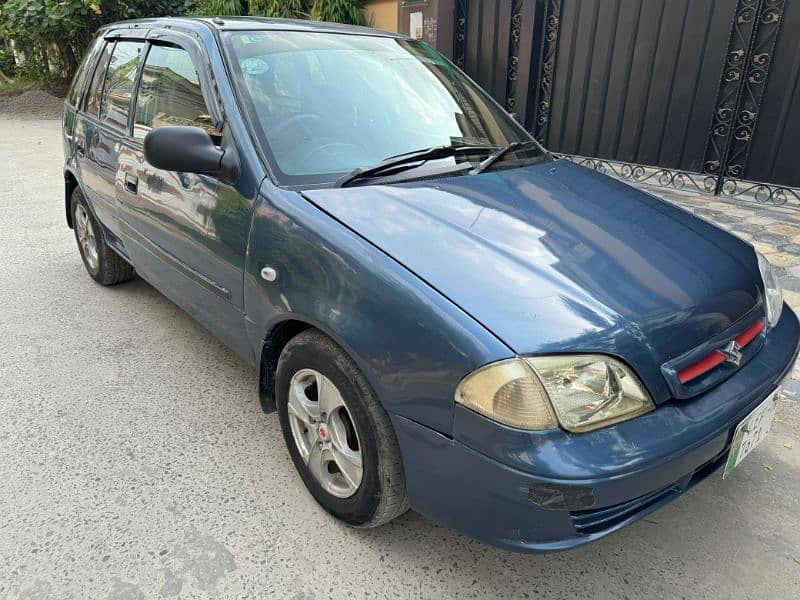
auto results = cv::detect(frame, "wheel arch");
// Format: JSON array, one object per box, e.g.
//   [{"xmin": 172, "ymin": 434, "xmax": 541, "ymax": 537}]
[
  {"xmin": 258, "ymin": 318, "xmax": 315, "ymax": 413},
  {"xmin": 258, "ymin": 315, "xmax": 383, "ymax": 416}
]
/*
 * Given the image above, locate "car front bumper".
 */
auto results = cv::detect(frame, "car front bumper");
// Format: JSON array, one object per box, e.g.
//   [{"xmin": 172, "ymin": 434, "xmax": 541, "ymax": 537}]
[{"xmin": 392, "ymin": 305, "xmax": 799, "ymax": 552}]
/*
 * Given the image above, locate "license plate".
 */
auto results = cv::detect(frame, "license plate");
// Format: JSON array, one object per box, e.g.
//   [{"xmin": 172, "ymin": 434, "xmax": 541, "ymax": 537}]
[{"xmin": 723, "ymin": 388, "xmax": 780, "ymax": 479}]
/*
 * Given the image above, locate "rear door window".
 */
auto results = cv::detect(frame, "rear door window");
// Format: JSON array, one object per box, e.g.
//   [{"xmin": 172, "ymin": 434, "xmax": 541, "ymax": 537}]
[
  {"xmin": 85, "ymin": 42, "xmax": 113, "ymax": 117},
  {"xmin": 133, "ymin": 44, "xmax": 220, "ymax": 141},
  {"xmin": 99, "ymin": 41, "xmax": 144, "ymax": 131}
]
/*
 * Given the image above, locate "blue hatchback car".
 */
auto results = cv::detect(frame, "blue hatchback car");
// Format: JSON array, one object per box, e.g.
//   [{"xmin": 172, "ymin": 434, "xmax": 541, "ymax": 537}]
[{"xmin": 62, "ymin": 17, "xmax": 799, "ymax": 551}]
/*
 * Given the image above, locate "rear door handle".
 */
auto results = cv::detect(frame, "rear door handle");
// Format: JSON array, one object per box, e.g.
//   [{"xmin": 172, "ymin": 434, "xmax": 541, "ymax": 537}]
[{"xmin": 124, "ymin": 173, "xmax": 138, "ymax": 194}]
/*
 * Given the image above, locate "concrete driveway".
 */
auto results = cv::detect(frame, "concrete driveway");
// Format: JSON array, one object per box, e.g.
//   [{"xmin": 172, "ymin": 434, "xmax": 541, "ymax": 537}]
[{"xmin": 1, "ymin": 117, "xmax": 799, "ymax": 599}]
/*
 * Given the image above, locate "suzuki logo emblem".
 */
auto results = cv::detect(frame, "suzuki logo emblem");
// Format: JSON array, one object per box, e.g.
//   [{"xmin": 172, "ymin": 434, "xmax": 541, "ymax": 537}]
[{"xmin": 721, "ymin": 340, "xmax": 743, "ymax": 366}]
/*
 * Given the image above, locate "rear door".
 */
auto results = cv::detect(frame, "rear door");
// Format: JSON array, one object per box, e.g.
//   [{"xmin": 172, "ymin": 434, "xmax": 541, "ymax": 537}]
[
  {"xmin": 75, "ymin": 36, "xmax": 145, "ymax": 249},
  {"xmin": 117, "ymin": 33, "xmax": 254, "ymax": 361}
]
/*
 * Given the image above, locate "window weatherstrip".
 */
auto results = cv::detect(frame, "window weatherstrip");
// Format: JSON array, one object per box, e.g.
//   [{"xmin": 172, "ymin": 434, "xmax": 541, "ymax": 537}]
[
  {"xmin": 128, "ymin": 42, "xmax": 152, "ymax": 137},
  {"xmin": 95, "ymin": 40, "xmax": 117, "ymax": 123}
]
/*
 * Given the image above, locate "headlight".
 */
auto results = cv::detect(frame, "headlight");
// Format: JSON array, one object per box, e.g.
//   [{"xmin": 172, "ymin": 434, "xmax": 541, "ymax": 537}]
[
  {"xmin": 526, "ymin": 355, "xmax": 655, "ymax": 432},
  {"xmin": 756, "ymin": 250, "xmax": 783, "ymax": 327},
  {"xmin": 455, "ymin": 355, "xmax": 654, "ymax": 433}
]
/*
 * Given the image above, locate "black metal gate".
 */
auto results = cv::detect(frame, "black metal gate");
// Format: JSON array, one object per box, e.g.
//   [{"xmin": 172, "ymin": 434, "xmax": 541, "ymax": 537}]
[{"xmin": 451, "ymin": 0, "xmax": 800, "ymax": 206}]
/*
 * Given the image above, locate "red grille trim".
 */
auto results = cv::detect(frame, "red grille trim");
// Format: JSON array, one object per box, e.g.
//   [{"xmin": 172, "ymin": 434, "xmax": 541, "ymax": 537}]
[
  {"xmin": 734, "ymin": 319, "xmax": 765, "ymax": 347},
  {"xmin": 677, "ymin": 320, "xmax": 765, "ymax": 384}
]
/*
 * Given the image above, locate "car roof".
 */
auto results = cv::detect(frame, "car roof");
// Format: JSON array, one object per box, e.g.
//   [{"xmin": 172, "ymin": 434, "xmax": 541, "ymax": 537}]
[{"xmin": 102, "ymin": 16, "xmax": 407, "ymax": 39}]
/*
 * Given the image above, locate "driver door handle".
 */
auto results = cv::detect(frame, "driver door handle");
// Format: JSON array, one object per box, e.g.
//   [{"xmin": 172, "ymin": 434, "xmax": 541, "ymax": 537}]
[{"xmin": 124, "ymin": 173, "xmax": 138, "ymax": 194}]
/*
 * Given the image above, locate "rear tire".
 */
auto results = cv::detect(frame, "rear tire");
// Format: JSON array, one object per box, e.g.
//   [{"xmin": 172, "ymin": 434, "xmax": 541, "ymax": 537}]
[
  {"xmin": 276, "ymin": 329, "xmax": 409, "ymax": 527},
  {"xmin": 71, "ymin": 188, "xmax": 135, "ymax": 285}
]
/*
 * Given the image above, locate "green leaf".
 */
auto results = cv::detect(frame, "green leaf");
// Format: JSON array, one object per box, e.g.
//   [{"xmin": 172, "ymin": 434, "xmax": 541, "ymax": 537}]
[
  {"xmin": 312, "ymin": 0, "xmax": 366, "ymax": 25},
  {"xmin": 249, "ymin": 0, "xmax": 306, "ymax": 19}
]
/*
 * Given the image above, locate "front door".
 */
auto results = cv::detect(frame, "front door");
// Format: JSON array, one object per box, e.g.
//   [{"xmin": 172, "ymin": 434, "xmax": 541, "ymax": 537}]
[{"xmin": 116, "ymin": 39, "xmax": 254, "ymax": 362}]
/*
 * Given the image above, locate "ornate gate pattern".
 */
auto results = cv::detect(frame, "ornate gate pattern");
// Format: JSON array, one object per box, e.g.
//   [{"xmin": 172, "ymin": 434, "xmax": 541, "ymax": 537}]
[{"xmin": 450, "ymin": 0, "xmax": 800, "ymax": 207}]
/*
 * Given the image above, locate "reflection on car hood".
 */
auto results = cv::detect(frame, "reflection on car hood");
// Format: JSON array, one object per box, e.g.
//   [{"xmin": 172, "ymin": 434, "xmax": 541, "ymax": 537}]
[{"xmin": 302, "ymin": 160, "xmax": 761, "ymax": 402}]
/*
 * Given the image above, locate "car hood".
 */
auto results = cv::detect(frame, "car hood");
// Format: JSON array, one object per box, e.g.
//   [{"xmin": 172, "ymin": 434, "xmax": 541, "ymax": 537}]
[{"xmin": 302, "ymin": 160, "xmax": 762, "ymax": 402}]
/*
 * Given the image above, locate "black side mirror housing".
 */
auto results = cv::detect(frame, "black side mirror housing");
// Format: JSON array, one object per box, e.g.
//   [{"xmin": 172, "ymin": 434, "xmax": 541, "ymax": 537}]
[{"xmin": 143, "ymin": 125, "xmax": 239, "ymax": 183}]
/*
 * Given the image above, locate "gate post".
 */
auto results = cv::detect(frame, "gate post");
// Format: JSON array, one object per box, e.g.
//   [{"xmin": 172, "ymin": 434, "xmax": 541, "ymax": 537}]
[
  {"xmin": 452, "ymin": 0, "xmax": 466, "ymax": 66},
  {"xmin": 531, "ymin": 0, "xmax": 562, "ymax": 145},
  {"xmin": 719, "ymin": 0, "xmax": 786, "ymax": 194},
  {"xmin": 702, "ymin": 0, "xmax": 785, "ymax": 194}
]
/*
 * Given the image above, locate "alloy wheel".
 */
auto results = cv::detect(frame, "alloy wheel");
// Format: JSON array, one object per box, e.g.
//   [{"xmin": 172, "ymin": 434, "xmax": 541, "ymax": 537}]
[
  {"xmin": 287, "ymin": 368, "xmax": 363, "ymax": 498},
  {"xmin": 75, "ymin": 204, "xmax": 99, "ymax": 271}
]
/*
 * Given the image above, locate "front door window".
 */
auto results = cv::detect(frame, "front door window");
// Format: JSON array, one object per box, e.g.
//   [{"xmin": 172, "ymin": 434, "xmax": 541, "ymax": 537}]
[{"xmin": 133, "ymin": 45, "xmax": 220, "ymax": 142}]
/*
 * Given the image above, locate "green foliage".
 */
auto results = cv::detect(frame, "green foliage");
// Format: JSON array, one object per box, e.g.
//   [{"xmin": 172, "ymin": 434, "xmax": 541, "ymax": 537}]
[
  {"xmin": 0, "ymin": 48, "xmax": 16, "ymax": 76},
  {"xmin": 0, "ymin": 0, "xmax": 367, "ymax": 85},
  {"xmin": 249, "ymin": 0, "xmax": 306, "ymax": 19},
  {"xmin": 312, "ymin": 0, "xmax": 365, "ymax": 25},
  {"xmin": 193, "ymin": 0, "xmax": 243, "ymax": 16},
  {"xmin": 0, "ymin": 0, "xmax": 192, "ymax": 81},
  {"xmin": 194, "ymin": 0, "xmax": 308, "ymax": 19}
]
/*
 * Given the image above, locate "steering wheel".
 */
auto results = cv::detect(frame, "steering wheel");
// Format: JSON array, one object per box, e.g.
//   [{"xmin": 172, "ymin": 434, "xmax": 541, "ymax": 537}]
[
  {"xmin": 300, "ymin": 142, "xmax": 367, "ymax": 167},
  {"xmin": 268, "ymin": 114, "xmax": 326, "ymax": 141}
]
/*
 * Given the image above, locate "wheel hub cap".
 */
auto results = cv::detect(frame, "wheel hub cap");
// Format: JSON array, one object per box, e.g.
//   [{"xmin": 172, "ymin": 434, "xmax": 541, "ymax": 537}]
[{"xmin": 287, "ymin": 369, "xmax": 363, "ymax": 498}]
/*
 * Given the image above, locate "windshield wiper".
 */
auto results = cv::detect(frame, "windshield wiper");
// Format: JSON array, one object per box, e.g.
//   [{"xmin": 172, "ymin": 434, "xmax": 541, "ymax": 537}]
[
  {"xmin": 470, "ymin": 140, "xmax": 542, "ymax": 174},
  {"xmin": 334, "ymin": 144, "xmax": 498, "ymax": 188}
]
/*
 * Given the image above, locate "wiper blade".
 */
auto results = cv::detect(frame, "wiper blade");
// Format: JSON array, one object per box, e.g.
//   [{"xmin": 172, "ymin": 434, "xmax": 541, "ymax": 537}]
[
  {"xmin": 334, "ymin": 144, "xmax": 498, "ymax": 188},
  {"xmin": 470, "ymin": 139, "xmax": 541, "ymax": 174}
]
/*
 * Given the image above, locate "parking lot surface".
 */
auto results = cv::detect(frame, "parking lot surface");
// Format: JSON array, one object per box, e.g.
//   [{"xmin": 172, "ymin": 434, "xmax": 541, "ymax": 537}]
[{"xmin": 1, "ymin": 117, "xmax": 798, "ymax": 599}]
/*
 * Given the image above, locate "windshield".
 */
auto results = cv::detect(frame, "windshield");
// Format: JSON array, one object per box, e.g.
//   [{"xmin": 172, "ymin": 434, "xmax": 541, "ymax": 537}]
[{"xmin": 224, "ymin": 31, "xmax": 545, "ymax": 186}]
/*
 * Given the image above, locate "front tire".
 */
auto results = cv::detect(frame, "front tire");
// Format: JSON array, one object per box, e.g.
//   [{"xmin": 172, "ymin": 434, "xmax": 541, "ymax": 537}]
[
  {"xmin": 276, "ymin": 329, "xmax": 409, "ymax": 527},
  {"xmin": 71, "ymin": 188, "xmax": 135, "ymax": 285}
]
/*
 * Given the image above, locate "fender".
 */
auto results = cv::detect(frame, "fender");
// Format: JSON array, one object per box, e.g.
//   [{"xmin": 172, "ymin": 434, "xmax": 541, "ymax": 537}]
[{"xmin": 244, "ymin": 182, "xmax": 513, "ymax": 436}]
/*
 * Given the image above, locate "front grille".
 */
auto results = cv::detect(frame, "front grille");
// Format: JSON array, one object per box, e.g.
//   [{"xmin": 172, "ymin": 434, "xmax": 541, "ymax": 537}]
[{"xmin": 661, "ymin": 314, "xmax": 766, "ymax": 399}]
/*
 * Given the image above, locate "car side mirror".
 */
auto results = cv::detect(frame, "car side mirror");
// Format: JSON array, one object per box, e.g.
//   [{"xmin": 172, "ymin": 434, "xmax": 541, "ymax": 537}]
[{"xmin": 143, "ymin": 125, "xmax": 239, "ymax": 183}]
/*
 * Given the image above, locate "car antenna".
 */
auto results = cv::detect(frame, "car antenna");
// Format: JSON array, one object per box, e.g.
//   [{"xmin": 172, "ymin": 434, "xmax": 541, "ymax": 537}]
[{"xmin": 212, "ymin": 16, "xmax": 225, "ymax": 25}]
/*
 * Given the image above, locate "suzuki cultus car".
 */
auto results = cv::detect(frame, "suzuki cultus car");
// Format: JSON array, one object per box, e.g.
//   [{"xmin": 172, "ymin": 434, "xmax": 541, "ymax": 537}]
[{"xmin": 62, "ymin": 17, "xmax": 799, "ymax": 551}]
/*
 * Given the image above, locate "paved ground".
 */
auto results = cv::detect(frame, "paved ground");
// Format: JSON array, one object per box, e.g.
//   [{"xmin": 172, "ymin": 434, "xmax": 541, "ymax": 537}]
[{"xmin": 1, "ymin": 117, "xmax": 799, "ymax": 599}]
